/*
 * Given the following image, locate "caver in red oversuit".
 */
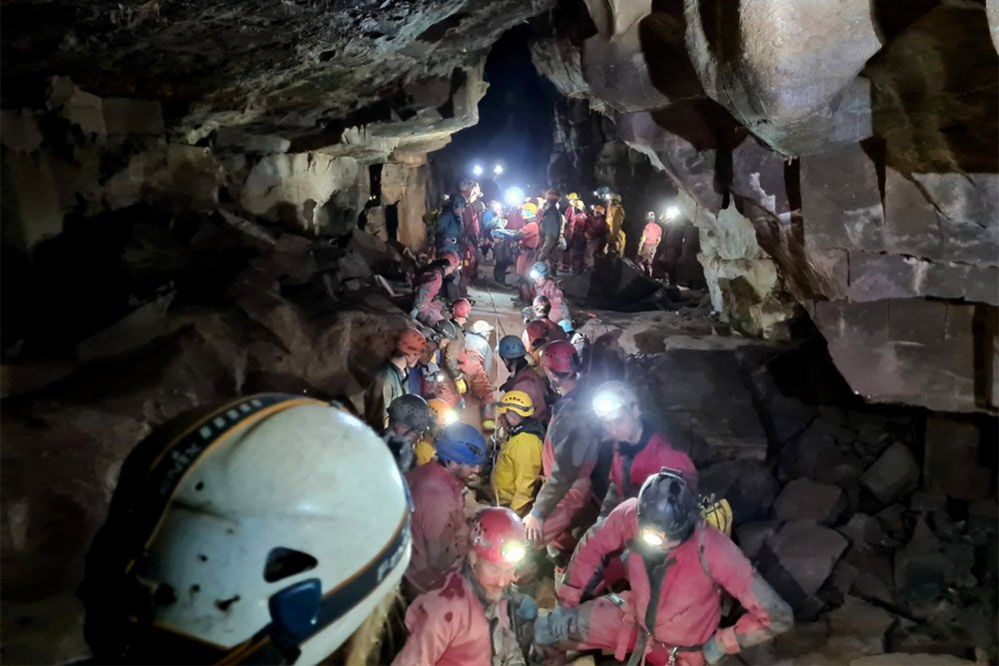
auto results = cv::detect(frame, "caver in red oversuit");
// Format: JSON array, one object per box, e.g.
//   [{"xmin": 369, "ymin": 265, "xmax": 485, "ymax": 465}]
[
  {"xmin": 585, "ymin": 206, "xmax": 609, "ymax": 269},
  {"xmin": 590, "ymin": 380, "xmax": 698, "ymax": 517},
  {"xmin": 533, "ymin": 273, "xmax": 570, "ymax": 325},
  {"xmin": 393, "ymin": 508, "xmax": 534, "ymax": 666},
  {"xmin": 411, "ymin": 253, "xmax": 460, "ymax": 327},
  {"xmin": 403, "ymin": 423, "xmax": 487, "ymax": 596},
  {"xmin": 564, "ymin": 201, "xmax": 590, "ymax": 274},
  {"xmin": 535, "ymin": 471, "xmax": 793, "ymax": 666},
  {"xmin": 521, "ymin": 341, "xmax": 600, "ymax": 563},
  {"xmin": 521, "ymin": 318, "xmax": 566, "ymax": 360},
  {"xmin": 638, "ymin": 215, "xmax": 664, "ymax": 277},
  {"xmin": 459, "ymin": 181, "xmax": 483, "ymax": 287},
  {"xmin": 513, "ymin": 218, "xmax": 541, "ymax": 303}
]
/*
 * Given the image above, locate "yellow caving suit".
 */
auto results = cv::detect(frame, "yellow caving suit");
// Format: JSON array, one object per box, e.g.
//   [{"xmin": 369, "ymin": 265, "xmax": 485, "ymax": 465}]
[
  {"xmin": 491, "ymin": 420, "xmax": 545, "ymax": 516},
  {"xmin": 606, "ymin": 203, "xmax": 626, "ymax": 256}
]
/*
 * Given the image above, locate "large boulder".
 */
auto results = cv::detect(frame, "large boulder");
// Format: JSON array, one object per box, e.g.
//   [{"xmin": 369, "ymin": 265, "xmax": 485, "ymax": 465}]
[
  {"xmin": 757, "ymin": 520, "xmax": 849, "ymax": 620},
  {"xmin": 860, "ymin": 442, "xmax": 920, "ymax": 505},
  {"xmin": 773, "ymin": 478, "xmax": 848, "ymax": 525},
  {"xmin": 734, "ymin": 520, "xmax": 781, "ymax": 560},
  {"xmin": 684, "ymin": 0, "xmax": 881, "ymax": 155},
  {"xmin": 812, "ymin": 299, "xmax": 995, "ymax": 414}
]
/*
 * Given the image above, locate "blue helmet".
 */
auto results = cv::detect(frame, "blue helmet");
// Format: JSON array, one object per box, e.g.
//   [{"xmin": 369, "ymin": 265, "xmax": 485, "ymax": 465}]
[
  {"xmin": 530, "ymin": 262, "xmax": 549, "ymax": 280},
  {"xmin": 497, "ymin": 335, "xmax": 527, "ymax": 361},
  {"xmin": 435, "ymin": 423, "xmax": 487, "ymax": 466},
  {"xmin": 558, "ymin": 319, "xmax": 574, "ymax": 334}
]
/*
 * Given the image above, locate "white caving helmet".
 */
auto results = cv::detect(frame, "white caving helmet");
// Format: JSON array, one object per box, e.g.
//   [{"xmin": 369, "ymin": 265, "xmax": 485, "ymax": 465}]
[{"xmin": 80, "ymin": 394, "xmax": 411, "ymax": 664}]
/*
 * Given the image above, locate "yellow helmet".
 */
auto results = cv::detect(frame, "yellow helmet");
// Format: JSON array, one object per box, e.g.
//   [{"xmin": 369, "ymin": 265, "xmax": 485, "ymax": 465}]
[
  {"xmin": 567, "ymin": 192, "xmax": 579, "ymax": 201},
  {"xmin": 521, "ymin": 202, "xmax": 539, "ymax": 216},
  {"xmin": 497, "ymin": 390, "xmax": 535, "ymax": 418},
  {"xmin": 610, "ymin": 193, "xmax": 622, "ymax": 203}
]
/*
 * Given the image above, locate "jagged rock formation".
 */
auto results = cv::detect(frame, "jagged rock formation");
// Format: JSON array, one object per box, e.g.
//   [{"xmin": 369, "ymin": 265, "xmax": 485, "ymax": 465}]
[
  {"xmin": 2, "ymin": 0, "xmax": 557, "ymax": 257},
  {"xmin": 533, "ymin": 0, "xmax": 999, "ymax": 412}
]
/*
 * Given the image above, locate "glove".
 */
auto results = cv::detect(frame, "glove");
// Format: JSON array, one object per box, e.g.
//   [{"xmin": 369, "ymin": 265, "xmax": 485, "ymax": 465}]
[
  {"xmin": 702, "ymin": 637, "xmax": 726, "ymax": 665},
  {"xmin": 533, "ymin": 606, "xmax": 577, "ymax": 646},
  {"xmin": 456, "ymin": 377, "xmax": 468, "ymax": 394},
  {"xmin": 514, "ymin": 595, "xmax": 538, "ymax": 622}
]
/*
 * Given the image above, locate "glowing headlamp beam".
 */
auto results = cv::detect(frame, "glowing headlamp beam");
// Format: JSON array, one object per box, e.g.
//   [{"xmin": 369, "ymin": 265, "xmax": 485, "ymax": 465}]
[
  {"xmin": 504, "ymin": 187, "xmax": 525, "ymax": 208},
  {"xmin": 472, "ymin": 164, "xmax": 484, "ymax": 177},
  {"xmin": 592, "ymin": 392, "xmax": 625, "ymax": 419},
  {"xmin": 501, "ymin": 541, "xmax": 527, "ymax": 564},
  {"xmin": 640, "ymin": 528, "xmax": 665, "ymax": 547}
]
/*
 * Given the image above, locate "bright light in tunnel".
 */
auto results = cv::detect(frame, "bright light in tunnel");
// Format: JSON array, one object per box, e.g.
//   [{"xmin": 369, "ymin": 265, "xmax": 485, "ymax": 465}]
[
  {"xmin": 504, "ymin": 187, "xmax": 525, "ymax": 207},
  {"xmin": 663, "ymin": 205, "xmax": 681, "ymax": 221},
  {"xmin": 494, "ymin": 164, "xmax": 504, "ymax": 175},
  {"xmin": 472, "ymin": 164, "xmax": 484, "ymax": 177}
]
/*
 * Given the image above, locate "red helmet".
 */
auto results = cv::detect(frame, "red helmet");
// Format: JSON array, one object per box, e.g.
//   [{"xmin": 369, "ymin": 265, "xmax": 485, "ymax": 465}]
[
  {"xmin": 451, "ymin": 298, "xmax": 472, "ymax": 319},
  {"xmin": 441, "ymin": 252, "xmax": 460, "ymax": 269},
  {"xmin": 524, "ymin": 320, "xmax": 548, "ymax": 351},
  {"xmin": 397, "ymin": 329, "xmax": 427, "ymax": 357},
  {"xmin": 540, "ymin": 339, "xmax": 579, "ymax": 375},
  {"xmin": 470, "ymin": 507, "xmax": 527, "ymax": 565}
]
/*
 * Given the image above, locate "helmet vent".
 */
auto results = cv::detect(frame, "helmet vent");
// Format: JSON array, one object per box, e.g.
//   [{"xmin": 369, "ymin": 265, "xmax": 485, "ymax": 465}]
[{"xmin": 264, "ymin": 547, "xmax": 318, "ymax": 583}]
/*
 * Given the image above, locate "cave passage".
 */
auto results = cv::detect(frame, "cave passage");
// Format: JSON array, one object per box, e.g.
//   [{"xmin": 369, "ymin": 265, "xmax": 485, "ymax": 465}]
[{"xmin": 0, "ymin": 1, "xmax": 996, "ymax": 664}]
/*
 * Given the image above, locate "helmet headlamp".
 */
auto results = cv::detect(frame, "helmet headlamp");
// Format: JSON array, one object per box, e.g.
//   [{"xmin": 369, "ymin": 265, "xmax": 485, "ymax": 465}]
[
  {"xmin": 592, "ymin": 391, "xmax": 626, "ymax": 419},
  {"xmin": 501, "ymin": 540, "xmax": 527, "ymax": 564},
  {"xmin": 640, "ymin": 527, "xmax": 666, "ymax": 548}
]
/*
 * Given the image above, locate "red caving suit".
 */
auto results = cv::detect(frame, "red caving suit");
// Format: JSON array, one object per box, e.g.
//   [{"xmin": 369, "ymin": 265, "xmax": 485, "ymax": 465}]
[
  {"xmin": 413, "ymin": 267, "xmax": 446, "ymax": 327},
  {"xmin": 404, "ymin": 463, "xmax": 469, "ymax": 595},
  {"xmin": 558, "ymin": 499, "xmax": 793, "ymax": 666},
  {"xmin": 600, "ymin": 424, "xmax": 699, "ymax": 517},
  {"xmin": 393, "ymin": 568, "xmax": 523, "ymax": 666}
]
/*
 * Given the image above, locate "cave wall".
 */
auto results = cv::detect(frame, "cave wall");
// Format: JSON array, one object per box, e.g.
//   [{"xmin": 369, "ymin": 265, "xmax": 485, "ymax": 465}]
[
  {"xmin": 0, "ymin": 69, "xmax": 491, "ymax": 259},
  {"xmin": 532, "ymin": 0, "xmax": 999, "ymax": 412}
]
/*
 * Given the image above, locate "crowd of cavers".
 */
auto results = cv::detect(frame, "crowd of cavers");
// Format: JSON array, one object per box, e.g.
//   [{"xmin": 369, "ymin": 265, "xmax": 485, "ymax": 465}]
[
  {"xmin": 425, "ymin": 181, "xmax": 679, "ymax": 300},
  {"xmin": 76, "ymin": 182, "xmax": 790, "ymax": 666},
  {"xmin": 360, "ymin": 182, "xmax": 794, "ymax": 665}
]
